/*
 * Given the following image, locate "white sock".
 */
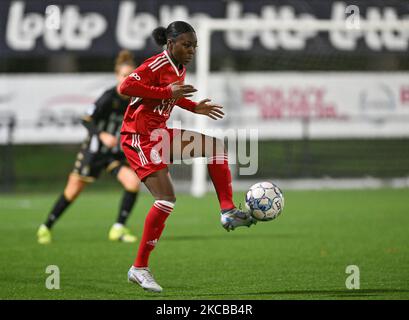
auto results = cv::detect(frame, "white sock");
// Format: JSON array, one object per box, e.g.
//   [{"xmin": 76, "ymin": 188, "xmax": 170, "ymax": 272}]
[{"xmin": 113, "ymin": 223, "xmax": 124, "ymax": 228}]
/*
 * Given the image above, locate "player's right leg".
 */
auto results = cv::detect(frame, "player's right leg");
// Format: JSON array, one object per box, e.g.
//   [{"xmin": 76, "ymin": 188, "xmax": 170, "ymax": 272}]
[
  {"xmin": 37, "ymin": 174, "xmax": 89, "ymax": 244},
  {"xmin": 121, "ymin": 133, "xmax": 176, "ymax": 292},
  {"xmin": 127, "ymin": 168, "xmax": 176, "ymax": 293}
]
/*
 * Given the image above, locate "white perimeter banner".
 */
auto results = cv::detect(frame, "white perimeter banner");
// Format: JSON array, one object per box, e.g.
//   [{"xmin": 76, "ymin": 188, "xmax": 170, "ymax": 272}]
[{"xmin": 0, "ymin": 72, "xmax": 409, "ymax": 144}]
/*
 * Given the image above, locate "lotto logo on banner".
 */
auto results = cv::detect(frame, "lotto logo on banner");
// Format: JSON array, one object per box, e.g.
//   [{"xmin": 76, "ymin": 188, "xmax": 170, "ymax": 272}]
[{"xmin": 0, "ymin": 0, "xmax": 408, "ymax": 56}]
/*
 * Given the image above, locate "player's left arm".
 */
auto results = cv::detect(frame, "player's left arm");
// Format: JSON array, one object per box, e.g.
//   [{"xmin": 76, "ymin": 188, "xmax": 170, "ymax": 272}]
[{"xmin": 177, "ymin": 98, "xmax": 224, "ymax": 120}]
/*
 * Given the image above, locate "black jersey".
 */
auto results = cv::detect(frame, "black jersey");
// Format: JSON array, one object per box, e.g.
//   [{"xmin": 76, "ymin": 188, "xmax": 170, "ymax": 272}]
[{"xmin": 81, "ymin": 87, "xmax": 129, "ymax": 155}]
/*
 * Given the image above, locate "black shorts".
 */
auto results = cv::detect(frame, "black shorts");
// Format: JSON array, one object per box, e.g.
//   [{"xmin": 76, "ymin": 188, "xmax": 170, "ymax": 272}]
[{"xmin": 71, "ymin": 148, "xmax": 127, "ymax": 182}]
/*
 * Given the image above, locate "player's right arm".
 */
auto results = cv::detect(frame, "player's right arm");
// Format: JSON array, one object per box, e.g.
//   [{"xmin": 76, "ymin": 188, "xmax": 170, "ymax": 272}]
[{"xmin": 119, "ymin": 64, "xmax": 196, "ymax": 100}]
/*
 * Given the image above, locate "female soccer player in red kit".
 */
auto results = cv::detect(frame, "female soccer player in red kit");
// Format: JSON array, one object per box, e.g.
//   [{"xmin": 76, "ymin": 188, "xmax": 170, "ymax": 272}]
[{"xmin": 119, "ymin": 21, "xmax": 256, "ymax": 292}]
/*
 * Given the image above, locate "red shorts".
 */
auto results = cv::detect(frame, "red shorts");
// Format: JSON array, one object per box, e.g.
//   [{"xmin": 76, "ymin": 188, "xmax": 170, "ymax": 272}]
[{"xmin": 121, "ymin": 128, "xmax": 181, "ymax": 180}]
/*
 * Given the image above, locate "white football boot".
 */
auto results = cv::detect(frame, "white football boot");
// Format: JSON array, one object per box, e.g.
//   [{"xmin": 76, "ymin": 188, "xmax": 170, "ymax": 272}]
[
  {"xmin": 220, "ymin": 207, "xmax": 257, "ymax": 231},
  {"xmin": 128, "ymin": 266, "xmax": 163, "ymax": 293}
]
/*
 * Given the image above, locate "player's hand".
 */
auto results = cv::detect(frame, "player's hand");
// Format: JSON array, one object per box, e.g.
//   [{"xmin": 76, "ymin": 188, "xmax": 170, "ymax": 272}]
[
  {"xmin": 99, "ymin": 132, "xmax": 118, "ymax": 148},
  {"xmin": 169, "ymin": 82, "xmax": 197, "ymax": 99},
  {"xmin": 195, "ymin": 99, "xmax": 225, "ymax": 120}
]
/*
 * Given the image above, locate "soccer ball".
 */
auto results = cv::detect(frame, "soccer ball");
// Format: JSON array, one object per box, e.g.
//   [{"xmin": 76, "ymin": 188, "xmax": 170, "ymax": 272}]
[{"xmin": 245, "ymin": 181, "xmax": 284, "ymax": 221}]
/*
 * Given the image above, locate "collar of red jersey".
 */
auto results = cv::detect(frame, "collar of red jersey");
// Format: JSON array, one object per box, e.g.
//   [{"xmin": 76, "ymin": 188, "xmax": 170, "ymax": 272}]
[{"xmin": 164, "ymin": 50, "xmax": 185, "ymax": 77}]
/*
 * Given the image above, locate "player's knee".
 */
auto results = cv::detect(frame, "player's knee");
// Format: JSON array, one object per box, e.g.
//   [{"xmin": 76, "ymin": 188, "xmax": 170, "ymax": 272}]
[
  {"xmin": 125, "ymin": 186, "xmax": 139, "ymax": 193},
  {"xmin": 65, "ymin": 176, "xmax": 87, "ymax": 201},
  {"xmin": 157, "ymin": 195, "xmax": 176, "ymax": 203},
  {"xmin": 167, "ymin": 196, "xmax": 177, "ymax": 203},
  {"xmin": 203, "ymin": 136, "xmax": 225, "ymax": 157},
  {"xmin": 118, "ymin": 167, "xmax": 141, "ymax": 192},
  {"xmin": 206, "ymin": 137, "xmax": 226, "ymax": 156},
  {"xmin": 211, "ymin": 137, "xmax": 226, "ymax": 156},
  {"xmin": 64, "ymin": 186, "xmax": 82, "ymax": 201},
  {"xmin": 123, "ymin": 177, "xmax": 140, "ymax": 192}
]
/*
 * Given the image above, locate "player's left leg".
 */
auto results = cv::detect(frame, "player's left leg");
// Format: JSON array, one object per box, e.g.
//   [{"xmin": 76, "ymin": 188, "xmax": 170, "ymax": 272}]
[
  {"xmin": 108, "ymin": 162, "xmax": 141, "ymax": 243},
  {"xmin": 171, "ymin": 129, "xmax": 256, "ymax": 231}
]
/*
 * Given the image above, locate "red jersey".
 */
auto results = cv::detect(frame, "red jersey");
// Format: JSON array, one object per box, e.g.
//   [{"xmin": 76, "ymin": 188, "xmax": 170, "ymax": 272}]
[{"xmin": 120, "ymin": 50, "xmax": 197, "ymax": 135}]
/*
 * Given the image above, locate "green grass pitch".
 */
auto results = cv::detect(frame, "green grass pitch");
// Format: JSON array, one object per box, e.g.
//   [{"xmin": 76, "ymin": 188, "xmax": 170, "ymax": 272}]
[{"xmin": 1, "ymin": 188, "xmax": 409, "ymax": 300}]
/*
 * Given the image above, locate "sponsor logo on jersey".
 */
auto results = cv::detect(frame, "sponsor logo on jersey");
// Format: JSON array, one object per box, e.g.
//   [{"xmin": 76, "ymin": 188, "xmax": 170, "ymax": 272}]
[{"xmin": 153, "ymin": 98, "xmax": 177, "ymax": 116}]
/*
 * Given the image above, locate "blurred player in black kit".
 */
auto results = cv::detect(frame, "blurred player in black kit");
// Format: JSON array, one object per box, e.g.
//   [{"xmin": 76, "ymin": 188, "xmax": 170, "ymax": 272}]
[{"xmin": 37, "ymin": 50, "xmax": 141, "ymax": 244}]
